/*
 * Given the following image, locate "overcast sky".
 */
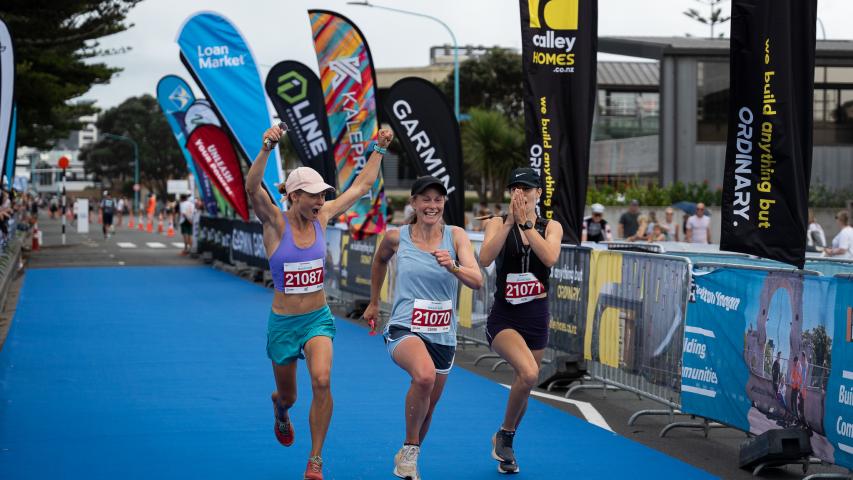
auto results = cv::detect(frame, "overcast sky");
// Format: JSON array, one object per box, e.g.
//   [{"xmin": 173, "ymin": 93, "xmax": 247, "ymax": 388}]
[{"xmin": 81, "ymin": 0, "xmax": 853, "ymax": 110}]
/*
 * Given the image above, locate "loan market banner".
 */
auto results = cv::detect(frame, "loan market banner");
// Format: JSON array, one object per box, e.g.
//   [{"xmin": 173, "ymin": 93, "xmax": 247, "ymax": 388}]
[
  {"xmin": 309, "ymin": 9, "xmax": 385, "ymax": 238},
  {"xmin": 519, "ymin": 0, "xmax": 598, "ymax": 243},
  {"xmin": 186, "ymin": 124, "xmax": 249, "ymax": 221},
  {"xmin": 155, "ymin": 75, "xmax": 219, "ymax": 216},
  {"xmin": 682, "ymin": 268, "xmax": 853, "ymax": 468},
  {"xmin": 383, "ymin": 77, "xmax": 465, "ymax": 227},
  {"xmin": 265, "ymin": 60, "xmax": 336, "ymax": 197},
  {"xmin": 0, "ymin": 18, "xmax": 14, "ymax": 187},
  {"xmin": 177, "ymin": 12, "xmax": 283, "ymax": 202},
  {"xmin": 720, "ymin": 0, "xmax": 817, "ymax": 268}
]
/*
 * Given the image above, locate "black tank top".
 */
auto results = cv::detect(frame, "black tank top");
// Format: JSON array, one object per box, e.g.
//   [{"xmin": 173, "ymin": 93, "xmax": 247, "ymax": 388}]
[{"xmin": 494, "ymin": 216, "xmax": 551, "ymax": 302}]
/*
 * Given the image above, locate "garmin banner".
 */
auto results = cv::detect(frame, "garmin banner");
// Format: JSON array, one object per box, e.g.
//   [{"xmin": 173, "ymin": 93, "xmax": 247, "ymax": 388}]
[
  {"xmin": 383, "ymin": 77, "xmax": 465, "ymax": 227},
  {"xmin": 186, "ymin": 124, "xmax": 249, "ymax": 221},
  {"xmin": 720, "ymin": 0, "xmax": 817, "ymax": 268},
  {"xmin": 265, "ymin": 60, "xmax": 336, "ymax": 197},
  {"xmin": 309, "ymin": 9, "xmax": 386, "ymax": 238},
  {"xmin": 0, "ymin": 18, "xmax": 15, "ymax": 187},
  {"xmin": 682, "ymin": 268, "xmax": 853, "ymax": 468},
  {"xmin": 519, "ymin": 0, "xmax": 598, "ymax": 244},
  {"xmin": 177, "ymin": 12, "xmax": 283, "ymax": 202},
  {"xmin": 155, "ymin": 75, "xmax": 218, "ymax": 216},
  {"xmin": 230, "ymin": 219, "xmax": 267, "ymax": 269}
]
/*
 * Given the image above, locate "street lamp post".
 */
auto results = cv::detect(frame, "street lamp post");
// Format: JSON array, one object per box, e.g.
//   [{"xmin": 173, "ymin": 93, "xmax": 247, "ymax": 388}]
[
  {"xmin": 103, "ymin": 133, "xmax": 140, "ymax": 215},
  {"xmin": 347, "ymin": 0, "xmax": 460, "ymax": 121}
]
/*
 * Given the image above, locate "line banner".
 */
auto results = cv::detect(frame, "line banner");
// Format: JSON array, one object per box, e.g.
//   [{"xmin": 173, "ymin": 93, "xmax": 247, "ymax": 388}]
[
  {"xmin": 265, "ymin": 60, "xmax": 336, "ymax": 198},
  {"xmin": 383, "ymin": 77, "xmax": 465, "ymax": 227},
  {"xmin": 720, "ymin": 0, "xmax": 817, "ymax": 268},
  {"xmin": 309, "ymin": 9, "xmax": 385, "ymax": 238},
  {"xmin": 518, "ymin": 0, "xmax": 598, "ymax": 243},
  {"xmin": 177, "ymin": 12, "xmax": 283, "ymax": 202},
  {"xmin": 186, "ymin": 124, "xmax": 249, "ymax": 221}
]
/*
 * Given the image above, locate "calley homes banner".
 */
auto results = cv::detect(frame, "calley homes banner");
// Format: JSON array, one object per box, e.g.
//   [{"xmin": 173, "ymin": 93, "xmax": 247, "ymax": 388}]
[
  {"xmin": 519, "ymin": 0, "xmax": 597, "ymax": 243},
  {"xmin": 720, "ymin": 0, "xmax": 817, "ymax": 268}
]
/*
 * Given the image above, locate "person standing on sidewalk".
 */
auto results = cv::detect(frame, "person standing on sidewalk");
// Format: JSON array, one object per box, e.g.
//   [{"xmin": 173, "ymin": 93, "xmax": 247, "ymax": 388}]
[
  {"xmin": 178, "ymin": 194, "xmax": 194, "ymax": 255},
  {"xmin": 99, "ymin": 191, "xmax": 116, "ymax": 239}
]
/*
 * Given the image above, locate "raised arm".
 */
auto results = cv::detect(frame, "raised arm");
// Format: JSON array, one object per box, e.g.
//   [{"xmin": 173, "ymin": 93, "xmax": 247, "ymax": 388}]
[
  {"xmin": 363, "ymin": 229, "xmax": 400, "ymax": 333},
  {"xmin": 321, "ymin": 129, "xmax": 394, "ymax": 222},
  {"xmin": 246, "ymin": 125, "xmax": 285, "ymax": 224}
]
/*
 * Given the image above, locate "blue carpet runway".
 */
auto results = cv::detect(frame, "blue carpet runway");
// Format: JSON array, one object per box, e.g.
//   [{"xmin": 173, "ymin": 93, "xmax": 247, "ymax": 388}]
[{"xmin": 0, "ymin": 267, "xmax": 714, "ymax": 479}]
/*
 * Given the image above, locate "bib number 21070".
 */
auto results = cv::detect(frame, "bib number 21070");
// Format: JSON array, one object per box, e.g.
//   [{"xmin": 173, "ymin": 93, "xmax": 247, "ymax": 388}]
[{"xmin": 411, "ymin": 299, "xmax": 452, "ymax": 333}]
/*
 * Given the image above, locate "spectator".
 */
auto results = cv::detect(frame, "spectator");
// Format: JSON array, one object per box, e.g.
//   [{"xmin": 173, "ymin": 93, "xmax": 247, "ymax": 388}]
[
  {"xmin": 493, "ymin": 203, "xmax": 504, "ymax": 218},
  {"xmin": 618, "ymin": 199, "xmax": 640, "ymax": 239},
  {"xmin": 582, "ymin": 203, "xmax": 612, "ymax": 242},
  {"xmin": 806, "ymin": 209, "xmax": 826, "ymax": 252},
  {"xmin": 825, "ymin": 210, "xmax": 853, "ymax": 259},
  {"xmin": 647, "ymin": 224, "xmax": 665, "ymax": 242},
  {"xmin": 472, "ymin": 201, "xmax": 491, "ymax": 232},
  {"xmin": 686, "ymin": 203, "xmax": 712, "ymax": 244},
  {"xmin": 628, "ymin": 214, "xmax": 650, "ymax": 242},
  {"xmin": 660, "ymin": 207, "xmax": 679, "ymax": 241},
  {"xmin": 771, "ymin": 351, "xmax": 781, "ymax": 396}
]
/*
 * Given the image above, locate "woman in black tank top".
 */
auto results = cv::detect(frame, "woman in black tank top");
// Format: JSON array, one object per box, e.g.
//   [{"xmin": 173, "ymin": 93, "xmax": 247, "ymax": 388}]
[{"xmin": 477, "ymin": 167, "xmax": 563, "ymax": 474}]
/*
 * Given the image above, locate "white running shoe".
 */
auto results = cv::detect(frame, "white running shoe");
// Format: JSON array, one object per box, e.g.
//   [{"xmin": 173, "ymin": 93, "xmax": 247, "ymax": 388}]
[{"xmin": 393, "ymin": 444, "xmax": 421, "ymax": 480}]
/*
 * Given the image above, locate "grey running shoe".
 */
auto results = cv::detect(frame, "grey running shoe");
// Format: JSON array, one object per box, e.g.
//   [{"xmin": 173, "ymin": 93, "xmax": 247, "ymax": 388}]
[
  {"xmin": 492, "ymin": 429, "xmax": 520, "ymax": 474},
  {"xmin": 393, "ymin": 444, "xmax": 421, "ymax": 480}
]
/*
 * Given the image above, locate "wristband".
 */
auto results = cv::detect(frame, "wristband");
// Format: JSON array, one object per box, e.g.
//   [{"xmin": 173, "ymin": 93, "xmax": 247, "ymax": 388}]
[{"xmin": 370, "ymin": 141, "xmax": 387, "ymax": 155}]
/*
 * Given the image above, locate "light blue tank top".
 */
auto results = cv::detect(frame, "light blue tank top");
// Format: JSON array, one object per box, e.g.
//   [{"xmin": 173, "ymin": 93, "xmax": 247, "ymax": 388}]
[{"xmin": 387, "ymin": 225, "xmax": 459, "ymax": 346}]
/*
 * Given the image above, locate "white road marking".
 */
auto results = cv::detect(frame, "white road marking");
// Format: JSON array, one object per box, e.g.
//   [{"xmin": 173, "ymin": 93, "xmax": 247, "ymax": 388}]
[
  {"xmin": 499, "ymin": 384, "xmax": 613, "ymax": 432},
  {"xmin": 116, "ymin": 242, "xmax": 137, "ymax": 248},
  {"xmin": 171, "ymin": 242, "xmax": 185, "ymax": 249},
  {"xmin": 146, "ymin": 242, "xmax": 167, "ymax": 249}
]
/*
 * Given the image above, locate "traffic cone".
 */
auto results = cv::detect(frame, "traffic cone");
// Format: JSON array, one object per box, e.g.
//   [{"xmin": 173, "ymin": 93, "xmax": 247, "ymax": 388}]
[
  {"xmin": 157, "ymin": 218, "xmax": 164, "ymax": 234},
  {"xmin": 32, "ymin": 223, "xmax": 40, "ymax": 251},
  {"xmin": 167, "ymin": 221, "xmax": 175, "ymax": 238},
  {"xmin": 146, "ymin": 219, "xmax": 153, "ymax": 233},
  {"xmin": 138, "ymin": 215, "xmax": 145, "ymax": 231},
  {"xmin": 128, "ymin": 215, "xmax": 134, "ymax": 229}
]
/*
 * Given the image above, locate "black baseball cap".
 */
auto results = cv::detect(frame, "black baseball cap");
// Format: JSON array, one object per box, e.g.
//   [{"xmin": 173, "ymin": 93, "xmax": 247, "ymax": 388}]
[
  {"xmin": 410, "ymin": 176, "xmax": 447, "ymax": 196},
  {"xmin": 507, "ymin": 167, "xmax": 541, "ymax": 188}
]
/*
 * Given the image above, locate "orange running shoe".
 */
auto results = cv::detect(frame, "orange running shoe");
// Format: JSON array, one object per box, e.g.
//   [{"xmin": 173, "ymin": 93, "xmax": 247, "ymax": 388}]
[{"xmin": 304, "ymin": 455, "xmax": 323, "ymax": 480}]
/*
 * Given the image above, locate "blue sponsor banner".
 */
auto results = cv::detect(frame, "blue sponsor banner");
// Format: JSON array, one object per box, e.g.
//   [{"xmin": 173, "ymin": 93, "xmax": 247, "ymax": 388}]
[
  {"xmin": 826, "ymin": 277, "xmax": 853, "ymax": 467},
  {"xmin": 176, "ymin": 12, "xmax": 282, "ymax": 203},
  {"xmin": 684, "ymin": 268, "xmax": 849, "ymax": 467},
  {"xmin": 155, "ymin": 75, "xmax": 218, "ymax": 215}
]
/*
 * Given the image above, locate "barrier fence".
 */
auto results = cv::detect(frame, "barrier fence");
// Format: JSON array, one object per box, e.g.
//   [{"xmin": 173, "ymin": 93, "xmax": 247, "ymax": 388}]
[{"xmin": 198, "ymin": 216, "xmax": 853, "ymax": 471}]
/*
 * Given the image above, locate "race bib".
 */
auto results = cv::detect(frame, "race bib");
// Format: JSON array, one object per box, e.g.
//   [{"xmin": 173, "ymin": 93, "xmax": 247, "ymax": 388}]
[
  {"xmin": 283, "ymin": 259, "xmax": 324, "ymax": 294},
  {"xmin": 411, "ymin": 299, "xmax": 453, "ymax": 333},
  {"xmin": 505, "ymin": 272, "xmax": 544, "ymax": 305}
]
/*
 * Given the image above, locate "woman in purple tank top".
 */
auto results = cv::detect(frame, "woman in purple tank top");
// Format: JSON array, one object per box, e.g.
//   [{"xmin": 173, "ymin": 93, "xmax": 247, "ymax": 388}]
[{"xmin": 247, "ymin": 123, "xmax": 393, "ymax": 479}]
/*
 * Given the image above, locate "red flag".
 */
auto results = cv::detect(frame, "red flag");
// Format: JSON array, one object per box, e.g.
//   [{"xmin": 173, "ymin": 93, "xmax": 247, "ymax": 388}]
[{"xmin": 186, "ymin": 125, "xmax": 250, "ymax": 221}]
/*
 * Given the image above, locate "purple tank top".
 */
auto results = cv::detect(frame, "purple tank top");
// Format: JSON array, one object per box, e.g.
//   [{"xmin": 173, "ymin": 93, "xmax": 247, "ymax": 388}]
[{"xmin": 269, "ymin": 214, "xmax": 326, "ymax": 293}]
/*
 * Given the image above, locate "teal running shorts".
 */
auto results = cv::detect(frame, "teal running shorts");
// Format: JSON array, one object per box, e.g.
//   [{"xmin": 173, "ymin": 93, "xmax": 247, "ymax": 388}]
[{"xmin": 267, "ymin": 305, "xmax": 336, "ymax": 365}]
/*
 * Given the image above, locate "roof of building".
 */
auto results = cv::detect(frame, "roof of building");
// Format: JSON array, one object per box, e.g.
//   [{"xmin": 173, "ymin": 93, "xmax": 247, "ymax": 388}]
[
  {"xmin": 600, "ymin": 36, "xmax": 853, "ymax": 61},
  {"xmin": 598, "ymin": 62, "xmax": 658, "ymax": 88}
]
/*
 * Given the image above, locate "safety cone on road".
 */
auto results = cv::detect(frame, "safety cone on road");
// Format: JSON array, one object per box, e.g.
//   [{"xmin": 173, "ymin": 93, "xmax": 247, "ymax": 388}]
[
  {"xmin": 157, "ymin": 218, "xmax": 164, "ymax": 234},
  {"xmin": 146, "ymin": 219, "xmax": 153, "ymax": 233},
  {"xmin": 32, "ymin": 223, "xmax": 40, "ymax": 251},
  {"xmin": 138, "ymin": 215, "xmax": 145, "ymax": 231},
  {"xmin": 128, "ymin": 216, "xmax": 134, "ymax": 229},
  {"xmin": 166, "ymin": 221, "xmax": 175, "ymax": 238}
]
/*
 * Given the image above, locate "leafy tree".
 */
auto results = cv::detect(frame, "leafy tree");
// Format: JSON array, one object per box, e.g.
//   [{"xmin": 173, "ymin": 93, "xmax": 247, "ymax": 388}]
[
  {"xmin": 683, "ymin": 0, "xmax": 731, "ymax": 38},
  {"xmin": 1, "ymin": 0, "xmax": 141, "ymax": 148},
  {"xmin": 439, "ymin": 49, "xmax": 524, "ymax": 119},
  {"xmin": 461, "ymin": 108, "xmax": 526, "ymax": 203},
  {"xmin": 80, "ymin": 95, "xmax": 186, "ymax": 197}
]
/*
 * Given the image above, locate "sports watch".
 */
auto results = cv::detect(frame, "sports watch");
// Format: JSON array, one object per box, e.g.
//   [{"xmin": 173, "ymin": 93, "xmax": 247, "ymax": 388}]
[
  {"xmin": 519, "ymin": 220, "xmax": 534, "ymax": 230},
  {"xmin": 451, "ymin": 260, "xmax": 462, "ymax": 273}
]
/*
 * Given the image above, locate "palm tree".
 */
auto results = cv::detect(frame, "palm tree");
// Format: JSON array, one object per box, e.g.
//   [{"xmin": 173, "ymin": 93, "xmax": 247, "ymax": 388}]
[{"xmin": 461, "ymin": 108, "xmax": 526, "ymax": 203}]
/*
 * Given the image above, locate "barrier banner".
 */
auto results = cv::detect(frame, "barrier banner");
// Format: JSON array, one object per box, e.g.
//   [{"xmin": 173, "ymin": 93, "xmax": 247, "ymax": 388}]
[
  {"xmin": 309, "ymin": 9, "xmax": 385, "ymax": 238},
  {"xmin": 177, "ymin": 12, "xmax": 283, "ymax": 201},
  {"xmin": 186, "ymin": 125, "xmax": 249, "ymax": 221},
  {"xmin": 518, "ymin": 0, "xmax": 597, "ymax": 243},
  {"xmin": 547, "ymin": 246, "xmax": 589, "ymax": 360},
  {"xmin": 339, "ymin": 233, "xmax": 376, "ymax": 297},
  {"xmin": 265, "ymin": 60, "xmax": 336, "ymax": 197},
  {"xmin": 155, "ymin": 76, "xmax": 218, "ymax": 216},
  {"xmin": 682, "ymin": 268, "xmax": 850, "ymax": 466},
  {"xmin": 325, "ymin": 226, "xmax": 344, "ymax": 297},
  {"xmin": 230, "ymin": 220, "xmax": 266, "ymax": 269},
  {"xmin": 198, "ymin": 216, "xmax": 233, "ymax": 264},
  {"xmin": 0, "ymin": 19, "xmax": 14, "ymax": 187},
  {"xmin": 720, "ymin": 0, "xmax": 817, "ymax": 268},
  {"xmin": 383, "ymin": 77, "xmax": 465, "ymax": 227}
]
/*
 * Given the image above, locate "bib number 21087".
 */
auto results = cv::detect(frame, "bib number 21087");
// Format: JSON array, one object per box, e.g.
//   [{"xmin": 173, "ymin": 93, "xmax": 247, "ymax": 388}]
[{"xmin": 283, "ymin": 259, "xmax": 324, "ymax": 294}]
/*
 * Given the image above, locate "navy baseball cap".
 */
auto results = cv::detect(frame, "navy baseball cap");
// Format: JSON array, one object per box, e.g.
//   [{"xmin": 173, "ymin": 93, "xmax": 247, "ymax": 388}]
[
  {"xmin": 507, "ymin": 167, "xmax": 541, "ymax": 188},
  {"xmin": 410, "ymin": 176, "xmax": 448, "ymax": 196}
]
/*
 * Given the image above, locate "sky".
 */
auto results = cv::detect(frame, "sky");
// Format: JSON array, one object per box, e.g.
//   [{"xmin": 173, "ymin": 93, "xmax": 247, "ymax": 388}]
[{"xmin": 80, "ymin": 0, "xmax": 853, "ymax": 110}]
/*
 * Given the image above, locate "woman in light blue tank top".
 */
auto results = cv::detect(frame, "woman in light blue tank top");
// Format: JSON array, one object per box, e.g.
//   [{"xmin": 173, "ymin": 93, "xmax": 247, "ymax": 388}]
[{"xmin": 363, "ymin": 176, "xmax": 482, "ymax": 479}]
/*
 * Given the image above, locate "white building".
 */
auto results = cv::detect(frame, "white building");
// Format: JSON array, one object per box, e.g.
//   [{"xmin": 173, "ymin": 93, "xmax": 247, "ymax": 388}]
[{"xmin": 27, "ymin": 114, "xmax": 99, "ymax": 194}]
